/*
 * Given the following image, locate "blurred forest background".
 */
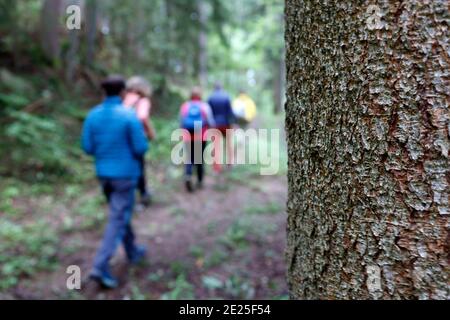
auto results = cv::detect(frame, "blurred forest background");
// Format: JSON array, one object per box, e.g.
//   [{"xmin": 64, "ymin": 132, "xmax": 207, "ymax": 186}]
[{"xmin": 0, "ymin": 0, "xmax": 287, "ymax": 299}]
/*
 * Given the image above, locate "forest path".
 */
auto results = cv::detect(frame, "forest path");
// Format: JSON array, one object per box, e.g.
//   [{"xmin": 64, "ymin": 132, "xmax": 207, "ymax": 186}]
[{"xmin": 12, "ymin": 169, "xmax": 288, "ymax": 300}]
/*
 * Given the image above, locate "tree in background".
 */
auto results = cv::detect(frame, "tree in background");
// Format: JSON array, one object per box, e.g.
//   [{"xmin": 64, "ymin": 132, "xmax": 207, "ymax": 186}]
[
  {"xmin": 1, "ymin": 0, "xmax": 284, "ymax": 108},
  {"xmin": 285, "ymin": 0, "xmax": 449, "ymax": 299},
  {"xmin": 207, "ymin": 0, "xmax": 285, "ymax": 113},
  {"xmin": 85, "ymin": 0, "xmax": 98, "ymax": 64},
  {"xmin": 41, "ymin": 0, "xmax": 63, "ymax": 64}
]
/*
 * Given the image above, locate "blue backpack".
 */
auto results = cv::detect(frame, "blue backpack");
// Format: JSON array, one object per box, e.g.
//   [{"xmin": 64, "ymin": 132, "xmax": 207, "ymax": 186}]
[{"xmin": 182, "ymin": 102, "xmax": 205, "ymax": 131}]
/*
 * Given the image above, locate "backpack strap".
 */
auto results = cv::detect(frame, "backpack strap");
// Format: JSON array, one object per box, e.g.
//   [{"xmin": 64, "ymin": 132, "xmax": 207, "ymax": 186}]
[{"xmin": 194, "ymin": 102, "xmax": 208, "ymax": 120}]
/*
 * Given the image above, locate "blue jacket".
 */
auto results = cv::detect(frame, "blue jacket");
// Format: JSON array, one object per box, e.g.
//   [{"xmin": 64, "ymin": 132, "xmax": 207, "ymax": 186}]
[
  {"xmin": 82, "ymin": 96, "xmax": 149, "ymax": 179},
  {"xmin": 207, "ymin": 89, "xmax": 236, "ymax": 127}
]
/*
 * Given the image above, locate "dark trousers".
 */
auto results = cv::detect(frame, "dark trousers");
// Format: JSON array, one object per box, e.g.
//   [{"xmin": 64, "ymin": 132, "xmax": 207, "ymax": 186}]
[
  {"xmin": 138, "ymin": 156, "xmax": 149, "ymax": 197},
  {"xmin": 92, "ymin": 178, "xmax": 138, "ymax": 273},
  {"xmin": 185, "ymin": 140, "xmax": 206, "ymax": 182}
]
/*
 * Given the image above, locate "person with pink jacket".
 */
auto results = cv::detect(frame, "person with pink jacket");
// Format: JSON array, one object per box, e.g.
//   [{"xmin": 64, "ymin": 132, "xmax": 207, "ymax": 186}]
[
  {"xmin": 179, "ymin": 87, "xmax": 215, "ymax": 192},
  {"xmin": 123, "ymin": 76, "xmax": 156, "ymax": 206}
]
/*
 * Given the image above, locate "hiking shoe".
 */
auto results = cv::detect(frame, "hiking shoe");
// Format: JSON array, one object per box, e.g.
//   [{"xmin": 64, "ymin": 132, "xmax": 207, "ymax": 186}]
[
  {"xmin": 89, "ymin": 269, "xmax": 119, "ymax": 289},
  {"xmin": 129, "ymin": 245, "xmax": 147, "ymax": 265},
  {"xmin": 185, "ymin": 178, "xmax": 194, "ymax": 193},
  {"xmin": 197, "ymin": 181, "xmax": 204, "ymax": 190}
]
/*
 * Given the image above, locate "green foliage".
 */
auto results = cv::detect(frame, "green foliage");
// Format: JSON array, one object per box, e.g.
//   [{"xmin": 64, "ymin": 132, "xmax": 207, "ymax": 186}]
[
  {"xmin": 147, "ymin": 269, "xmax": 165, "ymax": 283},
  {"xmin": 0, "ymin": 185, "xmax": 22, "ymax": 217},
  {"xmin": 273, "ymin": 294, "xmax": 289, "ymax": 300},
  {"xmin": 204, "ymin": 248, "xmax": 228, "ymax": 268},
  {"xmin": 206, "ymin": 221, "xmax": 219, "ymax": 235},
  {"xmin": 170, "ymin": 261, "xmax": 190, "ymax": 276},
  {"xmin": 0, "ymin": 93, "xmax": 30, "ymax": 109},
  {"xmin": 63, "ymin": 184, "xmax": 84, "ymax": 201},
  {"xmin": 129, "ymin": 284, "xmax": 147, "ymax": 300},
  {"xmin": 244, "ymin": 202, "xmax": 284, "ymax": 215},
  {"xmin": 0, "ymin": 69, "xmax": 86, "ymax": 181},
  {"xmin": 150, "ymin": 118, "xmax": 180, "ymax": 163},
  {"xmin": 170, "ymin": 207, "xmax": 186, "ymax": 217},
  {"xmin": 0, "ymin": 69, "xmax": 33, "ymax": 94},
  {"xmin": 220, "ymin": 216, "xmax": 278, "ymax": 250},
  {"xmin": 189, "ymin": 245, "xmax": 205, "ymax": 259},
  {"xmin": 220, "ymin": 219, "xmax": 252, "ymax": 249},
  {"xmin": 161, "ymin": 274, "xmax": 195, "ymax": 300},
  {"xmin": 0, "ymin": 220, "xmax": 58, "ymax": 290},
  {"xmin": 73, "ymin": 196, "xmax": 105, "ymax": 231},
  {"xmin": 224, "ymin": 275, "xmax": 255, "ymax": 299},
  {"xmin": 6, "ymin": 112, "xmax": 54, "ymax": 144},
  {"xmin": 202, "ymin": 275, "xmax": 223, "ymax": 291}
]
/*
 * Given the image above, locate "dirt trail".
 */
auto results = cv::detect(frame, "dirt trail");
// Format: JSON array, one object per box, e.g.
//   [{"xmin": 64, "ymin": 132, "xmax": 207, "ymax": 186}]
[{"xmin": 12, "ymin": 171, "xmax": 288, "ymax": 300}]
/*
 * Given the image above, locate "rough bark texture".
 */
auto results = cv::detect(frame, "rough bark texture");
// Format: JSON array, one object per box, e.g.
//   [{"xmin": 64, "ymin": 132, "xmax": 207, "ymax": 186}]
[{"xmin": 285, "ymin": 0, "xmax": 449, "ymax": 299}]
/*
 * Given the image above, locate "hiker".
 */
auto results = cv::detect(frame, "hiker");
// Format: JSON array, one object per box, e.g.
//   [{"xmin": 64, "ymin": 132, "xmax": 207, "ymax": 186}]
[
  {"xmin": 124, "ymin": 76, "xmax": 156, "ymax": 207},
  {"xmin": 81, "ymin": 75, "xmax": 148, "ymax": 289},
  {"xmin": 180, "ymin": 87, "xmax": 215, "ymax": 192},
  {"xmin": 232, "ymin": 90, "xmax": 257, "ymax": 128},
  {"xmin": 207, "ymin": 83, "xmax": 236, "ymax": 172}
]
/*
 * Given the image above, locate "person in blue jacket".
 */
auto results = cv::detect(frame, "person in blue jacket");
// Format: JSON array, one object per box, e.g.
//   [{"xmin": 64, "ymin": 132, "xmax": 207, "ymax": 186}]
[
  {"xmin": 81, "ymin": 75, "xmax": 149, "ymax": 289},
  {"xmin": 207, "ymin": 83, "xmax": 236, "ymax": 173}
]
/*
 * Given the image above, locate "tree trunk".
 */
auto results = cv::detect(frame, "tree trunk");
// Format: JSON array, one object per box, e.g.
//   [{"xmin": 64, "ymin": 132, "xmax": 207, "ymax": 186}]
[
  {"xmin": 273, "ymin": 12, "xmax": 286, "ymax": 114},
  {"xmin": 85, "ymin": 0, "xmax": 98, "ymax": 64},
  {"xmin": 41, "ymin": 0, "xmax": 63, "ymax": 63},
  {"xmin": 65, "ymin": 0, "xmax": 81, "ymax": 81},
  {"xmin": 65, "ymin": 26, "xmax": 80, "ymax": 82},
  {"xmin": 198, "ymin": 1, "xmax": 208, "ymax": 88},
  {"xmin": 285, "ymin": 0, "xmax": 449, "ymax": 300}
]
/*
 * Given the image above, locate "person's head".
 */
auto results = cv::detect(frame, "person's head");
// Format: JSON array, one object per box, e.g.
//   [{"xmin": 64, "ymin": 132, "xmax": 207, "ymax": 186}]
[
  {"xmin": 214, "ymin": 82, "xmax": 222, "ymax": 91},
  {"xmin": 101, "ymin": 75, "xmax": 126, "ymax": 97},
  {"xmin": 126, "ymin": 76, "xmax": 153, "ymax": 97},
  {"xmin": 191, "ymin": 87, "xmax": 202, "ymax": 100}
]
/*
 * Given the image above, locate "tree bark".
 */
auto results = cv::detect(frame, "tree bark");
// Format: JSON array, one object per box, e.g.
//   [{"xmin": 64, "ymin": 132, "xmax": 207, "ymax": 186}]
[
  {"xmin": 285, "ymin": 0, "xmax": 449, "ymax": 299},
  {"xmin": 85, "ymin": 0, "xmax": 98, "ymax": 64},
  {"xmin": 41, "ymin": 0, "xmax": 63, "ymax": 63},
  {"xmin": 65, "ymin": 26, "xmax": 79, "ymax": 81},
  {"xmin": 65, "ymin": 0, "xmax": 81, "ymax": 82}
]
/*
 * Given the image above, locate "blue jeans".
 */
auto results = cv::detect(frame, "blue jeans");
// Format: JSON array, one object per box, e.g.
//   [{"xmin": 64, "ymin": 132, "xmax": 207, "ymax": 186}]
[{"xmin": 92, "ymin": 178, "xmax": 138, "ymax": 274}]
